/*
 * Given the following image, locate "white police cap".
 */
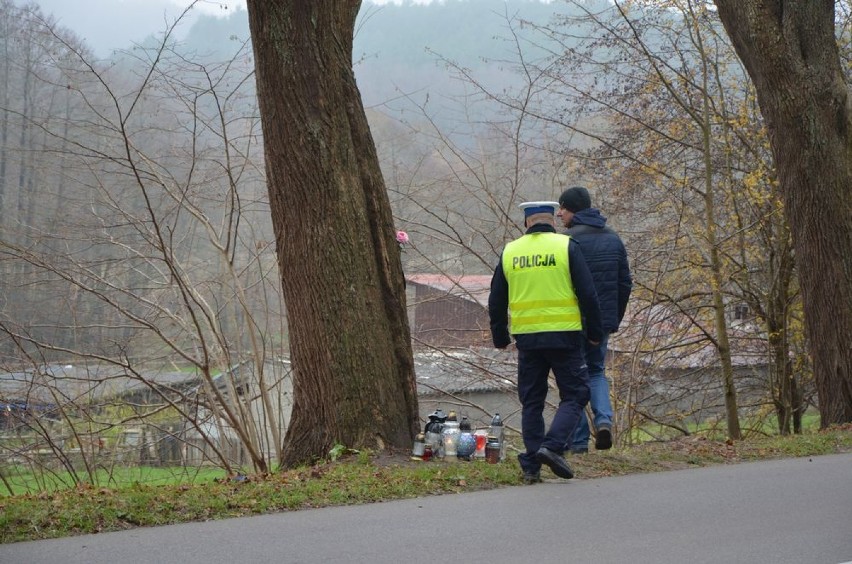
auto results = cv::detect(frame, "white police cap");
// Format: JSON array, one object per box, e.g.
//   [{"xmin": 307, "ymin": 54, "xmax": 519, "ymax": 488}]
[{"xmin": 519, "ymin": 201, "xmax": 560, "ymax": 217}]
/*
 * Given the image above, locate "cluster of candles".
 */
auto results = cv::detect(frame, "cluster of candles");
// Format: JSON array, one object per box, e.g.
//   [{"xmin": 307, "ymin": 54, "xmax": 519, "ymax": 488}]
[{"xmin": 412, "ymin": 410, "xmax": 505, "ymax": 463}]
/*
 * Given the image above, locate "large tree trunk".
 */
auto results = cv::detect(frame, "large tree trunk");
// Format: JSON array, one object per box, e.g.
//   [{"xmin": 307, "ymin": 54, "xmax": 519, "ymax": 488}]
[
  {"xmin": 713, "ymin": 0, "xmax": 852, "ymax": 426},
  {"xmin": 246, "ymin": 1, "xmax": 419, "ymax": 467}
]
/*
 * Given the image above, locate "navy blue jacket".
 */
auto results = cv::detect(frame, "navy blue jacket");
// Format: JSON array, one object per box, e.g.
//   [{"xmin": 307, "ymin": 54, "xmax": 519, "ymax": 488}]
[
  {"xmin": 489, "ymin": 223, "xmax": 604, "ymax": 350},
  {"xmin": 565, "ymin": 208, "xmax": 632, "ymax": 334}
]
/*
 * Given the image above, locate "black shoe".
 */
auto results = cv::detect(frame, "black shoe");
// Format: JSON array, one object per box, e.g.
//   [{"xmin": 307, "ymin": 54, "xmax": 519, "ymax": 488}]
[
  {"xmin": 535, "ymin": 447, "xmax": 574, "ymax": 479},
  {"xmin": 569, "ymin": 447, "xmax": 589, "ymax": 455},
  {"xmin": 595, "ymin": 426, "xmax": 612, "ymax": 450},
  {"xmin": 522, "ymin": 471, "xmax": 542, "ymax": 485}
]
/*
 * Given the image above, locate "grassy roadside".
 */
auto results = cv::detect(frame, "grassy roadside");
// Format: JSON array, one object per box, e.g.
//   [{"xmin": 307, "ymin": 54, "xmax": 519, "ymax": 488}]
[{"xmin": 2, "ymin": 425, "xmax": 850, "ymax": 544}]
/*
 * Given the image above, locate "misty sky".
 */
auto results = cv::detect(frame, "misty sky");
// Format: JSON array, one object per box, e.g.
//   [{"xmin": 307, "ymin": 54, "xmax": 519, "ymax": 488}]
[{"xmin": 30, "ymin": 0, "xmax": 423, "ymax": 57}]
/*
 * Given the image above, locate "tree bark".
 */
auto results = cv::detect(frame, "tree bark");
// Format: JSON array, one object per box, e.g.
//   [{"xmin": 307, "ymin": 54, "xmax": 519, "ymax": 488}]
[
  {"xmin": 713, "ymin": 0, "xmax": 852, "ymax": 426},
  {"xmin": 246, "ymin": 1, "xmax": 419, "ymax": 467}
]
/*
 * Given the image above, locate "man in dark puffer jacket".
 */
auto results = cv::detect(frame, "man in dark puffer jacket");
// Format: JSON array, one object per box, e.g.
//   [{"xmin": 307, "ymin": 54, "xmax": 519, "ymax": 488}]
[{"xmin": 557, "ymin": 186, "xmax": 632, "ymax": 453}]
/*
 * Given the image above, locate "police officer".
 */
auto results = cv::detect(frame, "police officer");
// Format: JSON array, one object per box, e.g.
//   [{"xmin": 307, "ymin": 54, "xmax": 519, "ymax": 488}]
[{"xmin": 489, "ymin": 201, "xmax": 603, "ymax": 483}]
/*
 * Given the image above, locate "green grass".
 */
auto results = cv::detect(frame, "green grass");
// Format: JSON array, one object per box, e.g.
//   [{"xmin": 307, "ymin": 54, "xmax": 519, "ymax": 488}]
[
  {"xmin": 1, "ymin": 424, "xmax": 850, "ymax": 544},
  {"xmin": 0, "ymin": 466, "xmax": 226, "ymax": 497},
  {"xmin": 626, "ymin": 409, "xmax": 824, "ymax": 444}
]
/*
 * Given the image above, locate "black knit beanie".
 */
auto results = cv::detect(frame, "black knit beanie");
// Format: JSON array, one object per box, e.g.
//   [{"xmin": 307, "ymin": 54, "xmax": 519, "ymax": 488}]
[{"xmin": 558, "ymin": 186, "xmax": 592, "ymax": 212}]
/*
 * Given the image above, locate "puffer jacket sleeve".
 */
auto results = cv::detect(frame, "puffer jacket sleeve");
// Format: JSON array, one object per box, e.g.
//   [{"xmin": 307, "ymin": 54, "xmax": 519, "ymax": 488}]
[
  {"xmin": 568, "ymin": 239, "xmax": 604, "ymax": 343},
  {"xmin": 616, "ymin": 240, "xmax": 632, "ymax": 329}
]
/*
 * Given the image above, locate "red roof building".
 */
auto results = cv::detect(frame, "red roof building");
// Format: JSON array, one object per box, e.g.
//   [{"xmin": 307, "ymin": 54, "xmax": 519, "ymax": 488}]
[{"xmin": 406, "ymin": 274, "xmax": 492, "ymax": 348}]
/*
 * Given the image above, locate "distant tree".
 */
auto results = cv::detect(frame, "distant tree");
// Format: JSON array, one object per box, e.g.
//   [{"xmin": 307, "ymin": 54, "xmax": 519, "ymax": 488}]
[
  {"xmin": 713, "ymin": 0, "xmax": 852, "ymax": 426},
  {"xmin": 245, "ymin": 1, "xmax": 419, "ymax": 467}
]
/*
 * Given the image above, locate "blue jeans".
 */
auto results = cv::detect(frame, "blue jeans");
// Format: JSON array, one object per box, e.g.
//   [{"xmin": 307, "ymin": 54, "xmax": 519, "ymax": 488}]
[
  {"xmin": 516, "ymin": 346, "xmax": 590, "ymax": 474},
  {"xmin": 571, "ymin": 334, "xmax": 613, "ymax": 450}
]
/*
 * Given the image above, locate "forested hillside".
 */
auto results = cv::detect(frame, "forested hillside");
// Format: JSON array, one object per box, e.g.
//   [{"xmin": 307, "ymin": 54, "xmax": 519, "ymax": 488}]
[{"xmin": 170, "ymin": 0, "xmax": 595, "ymax": 107}]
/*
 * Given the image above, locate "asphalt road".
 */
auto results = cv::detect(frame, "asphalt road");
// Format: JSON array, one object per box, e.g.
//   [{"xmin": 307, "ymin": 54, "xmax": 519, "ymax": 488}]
[{"xmin": 2, "ymin": 453, "xmax": 851, "ymax": 564}]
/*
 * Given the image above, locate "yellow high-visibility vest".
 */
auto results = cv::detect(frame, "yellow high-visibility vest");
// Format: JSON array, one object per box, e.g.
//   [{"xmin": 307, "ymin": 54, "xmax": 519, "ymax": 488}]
[{"xmin": 502, "ymin": 232, "xmax": 582, "ymax": 334}]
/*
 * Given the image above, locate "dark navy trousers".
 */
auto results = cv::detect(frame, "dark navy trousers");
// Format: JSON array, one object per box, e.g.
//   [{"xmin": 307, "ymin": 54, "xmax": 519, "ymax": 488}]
[{"xmin": 516, "ymin": 346, "xmax": 590, "ymax": 474}]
